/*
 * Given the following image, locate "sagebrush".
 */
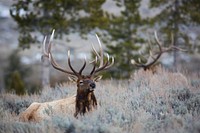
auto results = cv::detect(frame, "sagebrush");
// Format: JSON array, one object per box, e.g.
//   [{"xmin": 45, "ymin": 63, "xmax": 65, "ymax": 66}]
[{"xmin": 0, "ymin": 68, "xmax": 200, "ymax": 133}]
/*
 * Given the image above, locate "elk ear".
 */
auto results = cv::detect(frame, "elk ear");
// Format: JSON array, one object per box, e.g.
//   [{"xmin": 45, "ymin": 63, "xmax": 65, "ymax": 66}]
[
  {"xmin": 68, "ymin": 76, "xmax": 78, "ymax": 83},
  {"xmin": 93, "ymin": 75, "xmax": 102, "ymax": 82}
]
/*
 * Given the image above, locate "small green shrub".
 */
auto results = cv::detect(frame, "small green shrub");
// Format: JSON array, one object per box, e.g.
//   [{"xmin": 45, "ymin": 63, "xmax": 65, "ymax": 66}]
[{"xmin": 8, "ymin": 71, "xmax": 26, "ymax": 95}]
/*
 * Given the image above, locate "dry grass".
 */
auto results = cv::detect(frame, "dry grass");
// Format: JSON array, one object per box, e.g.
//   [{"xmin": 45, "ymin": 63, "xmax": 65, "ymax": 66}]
[{"xmin": 0, "ymin": 67, "xmax": 200, "ymax": 133}]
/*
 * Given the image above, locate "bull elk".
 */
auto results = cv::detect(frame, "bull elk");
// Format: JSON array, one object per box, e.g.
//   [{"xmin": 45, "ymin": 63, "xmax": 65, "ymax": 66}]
[
  {"xmin": 19, "ymin": 30, "xmax": 114, "ymax": 121},
  {"xmin": 43, "ymin": 30, "xmax": 114, "ymax": 117},
  {"xmin": 131, "ymin": 31, "xmax": 186, "ymax": 71}
]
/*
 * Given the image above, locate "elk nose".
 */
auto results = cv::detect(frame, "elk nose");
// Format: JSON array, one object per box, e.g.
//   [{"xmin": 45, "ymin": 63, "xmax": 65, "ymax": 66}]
[{"xmin": 90, "ymin": 83, "xmax": 96, "ymax": 88}]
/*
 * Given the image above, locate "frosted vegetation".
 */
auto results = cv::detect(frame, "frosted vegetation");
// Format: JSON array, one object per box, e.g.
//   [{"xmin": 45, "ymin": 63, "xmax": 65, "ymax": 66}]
[{"xmin": 0, "ymin": 67, "xmax": 200, "ymax": 133}]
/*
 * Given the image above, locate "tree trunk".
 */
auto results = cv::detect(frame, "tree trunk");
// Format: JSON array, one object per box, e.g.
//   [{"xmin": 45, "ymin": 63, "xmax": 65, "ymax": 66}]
[
  {"xmin": 0, "ymin": 69, "xmax": 5, "ymax": 93},
  {"xmin": 42, "ymin": 57, "xmax": 50, "ymax": 87},
  {"xmin": 41, "ymin": 4, "xmax": 50, "ymax": 87},
  {"xmin": 173, "ymin": 0, "xmax": 179, "ymax": 71}
]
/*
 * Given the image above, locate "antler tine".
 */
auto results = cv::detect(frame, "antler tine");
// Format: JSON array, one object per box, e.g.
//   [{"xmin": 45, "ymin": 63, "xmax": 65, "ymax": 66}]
[
  {"xmin": 95, "ymin": 34, "xmax": 104, "ymax": 67},
  {"xmin": 90, "ymin": 35, "xmax": 102, "ymax": 64},
  {"xmin": 41, "ymin": 36, "xmax": 48, "ymax": 61},
  {"xmin": 142, "ymin": 31, "xmax": 163, "ymax": 68},
  {"xmin": 101, "ymin": 54, "xmax": 114, "ymax": 70},
  {"xmin": 93, "ymin": 53, "xmax": 111, "ymax": 74},
  {"xmin": 41, "ymin": 30, "xmax": 54, "ymax": 61},
  {"xmin": 154, "ymin": 31, "xmax": 162, "ymax": 52},
  {"xmin": 105, "ymin": 56, "xmax": 114, "ymax": 69},
  {"xmin": 47, "ymin": 29, "xmax": 55, "ymax": 54},
  {"xmin": 149, "ymin": 50, "xmax": 156, "ymax": 60},
  {"xmin": 131, "ymin": 58, "xmax": 147, "ymax": 68},
  {"xmin": 94, "ymin": 60, "xmax": 109, "ymax": 74},
  {"xmin": 67, "ymin": 50, "xmax": 80, "ymax": 77},
  {"xmin": 138, "ymin": 51, "xmax": 149, "ymax": 62},
  {"xmin": 78, "ymin": 55, "xmax": 87, "ymax": 75},
  {"xmin": 162, "ymin": 33, "xmax": 187, "ymax": 52},
  {"xmin": 92, "ymin": 42, "xmax": 101, "ymax": 59},
  {"xmin": 172, "ymin": 46, "xmax": 187, "ymax": 52},
  {"xmin": 89, "ymin": 42, "xmax": 100, "ymax": 64},
  {"xmin": 90, "ymin": 56, "xmax": 98, "ymax": 75},
  {"xmin": 50, "ymin": 29, "xmax": 55, "ymax": 43},
  {"xmin": 147, "ymin": 33, "xmax": 153, "ymax": 51},
  {"xmin": 43, "ymin": 36, "xmax": 48, "ymax": 56}
]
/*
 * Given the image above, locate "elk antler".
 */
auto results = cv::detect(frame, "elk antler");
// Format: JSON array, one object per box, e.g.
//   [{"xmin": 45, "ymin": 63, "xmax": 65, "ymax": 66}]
[
  {"xmin": 131, "ymin": 31, "xmax": 186, "ymax": 70},
  {"xmin": 42, "ymin": 30, "xmax": 114, "ymax": 78},
  {"xmin": 42, "ymin": 29, "xmax": 87, "ymax": 78},
  {"xmin": 90, "ymin": 34, "xmax": 114, "ymax": 76}
]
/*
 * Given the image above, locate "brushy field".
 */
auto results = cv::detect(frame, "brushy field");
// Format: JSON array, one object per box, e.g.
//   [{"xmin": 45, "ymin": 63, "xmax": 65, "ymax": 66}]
[{"xmin": 0, "ymin": 67, "xmax": 200, "ymax": 133}]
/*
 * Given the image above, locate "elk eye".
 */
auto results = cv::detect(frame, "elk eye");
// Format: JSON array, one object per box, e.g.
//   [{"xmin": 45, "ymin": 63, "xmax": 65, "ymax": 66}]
[{"xmin": 79, "ymin": 81, "xmax": 83, "ymax": 85}]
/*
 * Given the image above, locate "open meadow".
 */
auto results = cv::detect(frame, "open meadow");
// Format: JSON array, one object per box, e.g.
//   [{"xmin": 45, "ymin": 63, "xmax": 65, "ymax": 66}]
[{"xmin": 0, "ymin": 67, "xmax": 200, "ymax": 133}]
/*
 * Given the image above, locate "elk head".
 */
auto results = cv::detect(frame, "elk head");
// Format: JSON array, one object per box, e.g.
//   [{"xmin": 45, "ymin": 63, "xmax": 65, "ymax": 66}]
[
  {"xmin": 42, "ymin": 30, "xmax": 114, "ymax": 117},
  {"xmin": 131, "ymin": 31, "xmax": 186, "ymax": 71}
]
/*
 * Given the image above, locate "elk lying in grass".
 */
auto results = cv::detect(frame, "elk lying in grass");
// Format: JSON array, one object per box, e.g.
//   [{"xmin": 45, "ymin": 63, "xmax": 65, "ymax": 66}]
[
  {"xmin": 19, "ymin": 30, "xmax": 114, "ymax": 122},
  {"xmin": 131, "ymin": 31, "xmax": 186, "ymax": 71}
]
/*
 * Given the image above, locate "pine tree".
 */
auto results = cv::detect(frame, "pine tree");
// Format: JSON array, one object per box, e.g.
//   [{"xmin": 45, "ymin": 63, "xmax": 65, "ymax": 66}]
[
  {"xmin": 10, "ymin": 1, "xmax": 152, "ymax": 79},
  {"xmin": 101, "ymin": 0, "xmax": 145, "ymax": 78},
  {"xmin": 9, "ymin": 71, "xmax": 26, "ymax": 95},
  {"xmin": 4, "ymin": 50, "xmax": 30, "ymax": 95},
  {"xmin": 10, "ymin": 0, "xmax": 107, "ymax": 49}
]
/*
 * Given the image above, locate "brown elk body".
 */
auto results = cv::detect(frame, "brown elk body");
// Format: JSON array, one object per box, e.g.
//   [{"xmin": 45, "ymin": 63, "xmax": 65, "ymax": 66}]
[{"xmin": 19, "ymin": 30, "xmax": 114, "ymax": 121}]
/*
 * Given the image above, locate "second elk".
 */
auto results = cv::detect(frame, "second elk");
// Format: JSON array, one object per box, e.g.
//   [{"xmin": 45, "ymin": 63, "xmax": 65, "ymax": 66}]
[{"xmin": 131, "ymin": 31, "xmax": 186, "ymax": 71}]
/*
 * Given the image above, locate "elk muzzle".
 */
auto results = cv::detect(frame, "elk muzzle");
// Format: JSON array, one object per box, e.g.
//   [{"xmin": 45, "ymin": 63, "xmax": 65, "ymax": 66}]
[{"xmin": 89, "ymin": 82, "xmax": 96, "ymax": 91}]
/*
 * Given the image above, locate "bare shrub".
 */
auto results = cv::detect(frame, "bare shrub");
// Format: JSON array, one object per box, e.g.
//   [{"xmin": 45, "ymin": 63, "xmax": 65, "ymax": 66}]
[{"xmin": 0, "ymin": 67, "xmax": 200, "ymax": 133}]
